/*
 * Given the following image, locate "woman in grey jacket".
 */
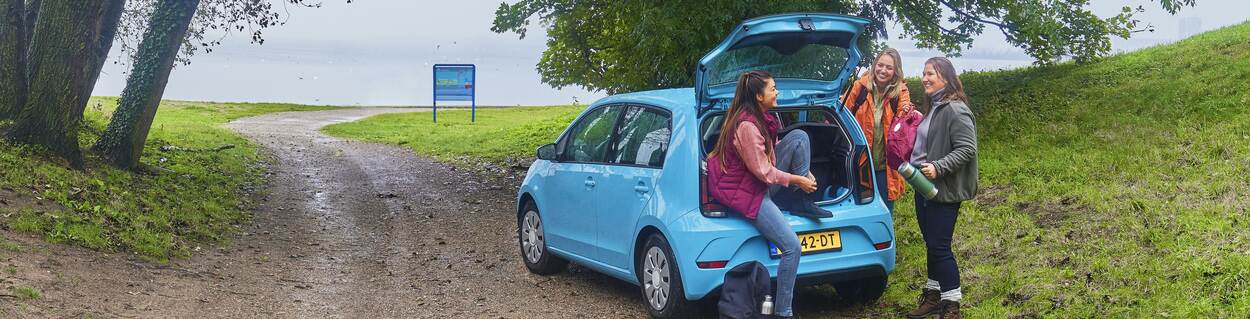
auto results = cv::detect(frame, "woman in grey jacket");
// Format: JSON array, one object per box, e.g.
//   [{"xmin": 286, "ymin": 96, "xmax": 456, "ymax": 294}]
[{"xmin": 905, "ymin": 57, "xmax": 978, "ymax": 319}]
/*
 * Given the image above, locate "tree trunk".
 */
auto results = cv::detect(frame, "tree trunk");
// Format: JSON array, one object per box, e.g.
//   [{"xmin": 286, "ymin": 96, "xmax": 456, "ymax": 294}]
[
  {"xmin": 21, "ymin": 0, "xmax": 35, "ymax": 65},
  {"xmin": 85, "ymin": 0, "xmax": 123, "ymax": 95},
  {"xmin": 0, "ymin": 0, "xmax": 25, "ymax": 120},
  {"xmin": 94, "ymin": 0, "xmax": 199, "ymax": 169},
  {"xmin": 6, "ymin": 0, "xmax": 123, "ymax": 169}
]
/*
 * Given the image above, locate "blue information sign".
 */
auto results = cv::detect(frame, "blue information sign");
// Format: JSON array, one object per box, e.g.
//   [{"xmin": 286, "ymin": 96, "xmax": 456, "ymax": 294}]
[{"xmin": 432, "ymin": 64, "xmax": 476, "ymax": 122}]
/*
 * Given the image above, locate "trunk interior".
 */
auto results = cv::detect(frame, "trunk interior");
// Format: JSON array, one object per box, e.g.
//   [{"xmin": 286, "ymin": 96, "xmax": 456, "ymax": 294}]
[{"xmin": 700, "ymin": 107, "xmax": 855, "ymax": 204}]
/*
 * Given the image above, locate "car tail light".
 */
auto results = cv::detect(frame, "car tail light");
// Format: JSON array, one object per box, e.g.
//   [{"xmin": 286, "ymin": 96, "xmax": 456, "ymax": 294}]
[
  {"xmin": 853, "ymin": 146, "xmax": 875, "ymax": 205},
  {"xmin": 697, "ymin": 260, "xmax": 729, "ymax": 269},
  {"xmin": 874, "ymin": 241, "xmax": 892, "ymax": 250},
  {"xmin": 700, "ymin": 161, "xmax": 727, "ymax": 218}
]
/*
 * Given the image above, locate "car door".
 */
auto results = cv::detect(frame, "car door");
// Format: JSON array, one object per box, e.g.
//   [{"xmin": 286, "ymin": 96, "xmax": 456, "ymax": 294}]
[
  {"xmin": 545, "ymin": 105, "xmax": 623, "ymax": 260},
  {"xmin": 597, "ymin": 105, "xmax": 671, "ymax": 270}
]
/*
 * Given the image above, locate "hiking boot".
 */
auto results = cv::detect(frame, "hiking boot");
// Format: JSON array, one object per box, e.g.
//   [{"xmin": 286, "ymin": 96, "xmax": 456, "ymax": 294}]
[
  {"xmin": 771, "ymin": 187, "xmax": 800, "ymax": 211},
  {"xmin": 906, "ymin": 289, "xmax": 941, "ymax": 318},
  {"xmin": 787, "ymin": 196, "xmax": 832, "ymax": 219},
  {"xmin": 937, "ymin": 300, "xmax": 962, "ymax": 319},
  {"xmin": 773, "ymin": 187, "xmax": 830, "ymax": 219}
]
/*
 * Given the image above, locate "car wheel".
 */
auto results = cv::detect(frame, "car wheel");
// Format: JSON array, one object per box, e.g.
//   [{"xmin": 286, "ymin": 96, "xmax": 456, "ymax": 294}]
[
  {"xmin": 518, "ymin": 201, "xmax": 566, "ymax": 275},
  {"xmin": 834, "ymin": 275, "xmax": 888, "ymax": 304},
  {"xmin": 639, "ymin": 233, "xmax": 689, "ymax": 318}
]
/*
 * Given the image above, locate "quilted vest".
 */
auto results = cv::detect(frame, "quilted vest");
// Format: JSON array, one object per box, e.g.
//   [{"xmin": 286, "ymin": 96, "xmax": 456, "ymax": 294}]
[{"xmin": 706, "ymin": 112, "xmax": 780, "ymax": 220}]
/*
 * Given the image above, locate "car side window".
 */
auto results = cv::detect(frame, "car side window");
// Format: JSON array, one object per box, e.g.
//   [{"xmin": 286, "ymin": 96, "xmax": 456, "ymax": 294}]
[
  {"xmin": 562, "ymin": 106, "xmax": 622, "ymax": 163},
  {"xmin": 611, "ymin": 106, "xmax": 671, "ymax": 167}
]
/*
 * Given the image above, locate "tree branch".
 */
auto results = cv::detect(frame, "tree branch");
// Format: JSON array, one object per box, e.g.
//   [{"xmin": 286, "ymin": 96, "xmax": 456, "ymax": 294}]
[
  {"xmin": 935, "ymin": 0, "xmax": 1017, "ymax": 32},
  {"xmin": 897, "ymin": 0, "xmax": 972, "ymax": 39}
]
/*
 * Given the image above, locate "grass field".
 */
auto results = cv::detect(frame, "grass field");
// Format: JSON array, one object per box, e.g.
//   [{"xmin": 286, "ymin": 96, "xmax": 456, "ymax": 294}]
[
  {"xmin": 0, "ymin": 98, "xmax": 337, "ymax": 262},
  {"xmin": 321, "ymin": 105, "xmax": 584, "ymax": 163},
  {"xmin": 324, "ymin": 21, "xmax": 1250, "ymax": 317}
]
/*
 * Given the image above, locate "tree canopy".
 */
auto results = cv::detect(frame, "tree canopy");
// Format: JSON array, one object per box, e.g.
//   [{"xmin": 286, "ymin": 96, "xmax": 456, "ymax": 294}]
[
  {"xmin": 492, "ymin": 0, "xmax": 1196, "ymax": 94},
  {"xmin": 115, "ymin": 0, "xmax": 332, "ymax": 66}
]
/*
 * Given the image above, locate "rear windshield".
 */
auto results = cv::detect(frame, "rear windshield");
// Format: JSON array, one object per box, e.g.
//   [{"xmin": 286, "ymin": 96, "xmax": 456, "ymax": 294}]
[{"xmin": 705, "ymin": 32, "xmax": 852, "ymax": 86}]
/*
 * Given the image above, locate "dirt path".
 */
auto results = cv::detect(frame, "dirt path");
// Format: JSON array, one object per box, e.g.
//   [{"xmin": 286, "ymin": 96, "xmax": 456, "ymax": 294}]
[
  {"xmin": 2, "ymin": 108, "xmax": 646, "ymax": 318},
  {"xmin": 2, "ymin": 107, "xmax": 883, "ymax": 318}
]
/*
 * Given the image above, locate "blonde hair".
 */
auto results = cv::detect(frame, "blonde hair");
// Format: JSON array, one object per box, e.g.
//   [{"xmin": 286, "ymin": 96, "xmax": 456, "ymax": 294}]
[{"xmin": 866, "ymin": 48, "xmax": 905, "ymax": 100}]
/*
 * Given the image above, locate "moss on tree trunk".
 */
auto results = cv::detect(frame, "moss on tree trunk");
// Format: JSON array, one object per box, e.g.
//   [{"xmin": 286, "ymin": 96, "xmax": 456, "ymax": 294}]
[
  {"xmin": 6, "ymin": 0, "xmax": 124, "ymax": 169},
  {"xmin": 94, "ymin": 0, "xmax": 200, "ymax": 169},
  {"xmin": 0, "ymin": 0, "xmax": 26, "ymax": 120}
]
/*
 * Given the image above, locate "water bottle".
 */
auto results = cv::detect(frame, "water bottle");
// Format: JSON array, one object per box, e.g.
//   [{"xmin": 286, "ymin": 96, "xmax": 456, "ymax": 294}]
[
  {"xmin": 898, "ymin": 163, "xmax": 939, "ymax": 200},
  {"xmin": 761, "ymin": 295, "xmax": 774, "ymax": 315}
]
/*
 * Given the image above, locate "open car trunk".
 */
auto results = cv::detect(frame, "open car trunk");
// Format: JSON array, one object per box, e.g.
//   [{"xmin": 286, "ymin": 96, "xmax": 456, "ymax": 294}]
[{"xmin": 700, "ymin": 107, "xmax": 856, "ymax": 205}]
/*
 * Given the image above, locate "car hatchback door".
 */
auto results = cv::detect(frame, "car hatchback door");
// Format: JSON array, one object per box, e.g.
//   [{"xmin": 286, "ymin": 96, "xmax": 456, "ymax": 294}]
[{"xmin": 693, "ymin": 13, "xmax": 870, "ymax": 110}]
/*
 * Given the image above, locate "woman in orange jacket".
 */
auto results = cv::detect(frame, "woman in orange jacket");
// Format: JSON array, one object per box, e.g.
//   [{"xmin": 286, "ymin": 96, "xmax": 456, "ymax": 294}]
[{"xmin": 841, "ymin": 48, "xmax": 913, "ymax": 211}]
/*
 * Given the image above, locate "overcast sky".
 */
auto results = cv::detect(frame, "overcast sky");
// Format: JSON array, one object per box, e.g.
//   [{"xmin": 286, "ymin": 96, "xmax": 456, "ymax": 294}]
[{"xmin": 91, "ymin": 0, "xmax": 1248, "ymax": 106}]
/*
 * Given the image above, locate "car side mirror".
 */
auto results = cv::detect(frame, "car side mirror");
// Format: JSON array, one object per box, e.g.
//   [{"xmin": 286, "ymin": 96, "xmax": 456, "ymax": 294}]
[{"xmin": 537, "ymin": 143, "xmax": 558, "ymax": 161}]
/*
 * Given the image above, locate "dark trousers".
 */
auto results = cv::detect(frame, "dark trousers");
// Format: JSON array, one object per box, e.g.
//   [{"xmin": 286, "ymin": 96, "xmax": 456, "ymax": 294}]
[
  {"xmin": 915, "ymin": 192, "xmax": 961, "ymax": 292},
  {"xmin": 875, "ymin": 170, "xmax": 894, "ymax": 212}
]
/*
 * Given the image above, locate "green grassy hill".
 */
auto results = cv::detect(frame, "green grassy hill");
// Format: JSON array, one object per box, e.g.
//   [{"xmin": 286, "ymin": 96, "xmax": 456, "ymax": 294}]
[
  {"xmin": 896, "ymin": 21, "xmax": 1250, "ymax": 317},
  {"xmin": 325, "ymin": 22, "xmax": 1250, "ymax": 317}
]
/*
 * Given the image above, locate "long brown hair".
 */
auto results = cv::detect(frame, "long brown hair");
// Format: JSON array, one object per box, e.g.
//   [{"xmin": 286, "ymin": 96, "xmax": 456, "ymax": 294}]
[
  {"xmin": 923, "ymin": 57, "xmax": 969, "ymax": 112},
  {"xmin": 709, "ymin": 70, "xmax": 774, "ymax": 170},
  {"xmin": 866, "ymin": 48, "xmax": 904, "ymax": 100}
]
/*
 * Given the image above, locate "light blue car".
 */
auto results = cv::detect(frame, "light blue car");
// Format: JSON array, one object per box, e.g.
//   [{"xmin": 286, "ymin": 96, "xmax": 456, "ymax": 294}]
[{"xmin": 515, "ymin": 13, "xmax": 894, "ymax": 318}]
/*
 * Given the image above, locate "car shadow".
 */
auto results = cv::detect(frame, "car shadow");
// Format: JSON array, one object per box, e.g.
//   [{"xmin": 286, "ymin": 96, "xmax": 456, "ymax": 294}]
[{"xmin": 553, "ymin": 263, "xmax": 898, "ymax": 318}]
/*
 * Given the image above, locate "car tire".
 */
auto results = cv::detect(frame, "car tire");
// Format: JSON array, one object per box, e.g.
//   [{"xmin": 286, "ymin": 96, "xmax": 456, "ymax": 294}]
[
  {"xmin": 833, "ymin": 275, "xmax": 888, "ymax": 304},
  {"xmin": 518, "ymin": 200, "xmax": 567, "ymax": 275},
  {"xmin": 638, "ymin": 233, "xmax": 689, "ymax": 318}
]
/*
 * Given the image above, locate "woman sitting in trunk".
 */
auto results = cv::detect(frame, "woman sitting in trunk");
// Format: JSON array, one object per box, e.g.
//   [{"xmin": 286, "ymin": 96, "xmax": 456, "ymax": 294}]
[{"xmin": 706, "ymin": 70, "xmax": 827, "ymax": 319}]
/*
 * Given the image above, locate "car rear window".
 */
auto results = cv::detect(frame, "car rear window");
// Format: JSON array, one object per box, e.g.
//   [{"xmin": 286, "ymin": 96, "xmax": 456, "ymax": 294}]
[{"xmin": 705, "ymin": 32, "xmax": 852, "ymax": 86}]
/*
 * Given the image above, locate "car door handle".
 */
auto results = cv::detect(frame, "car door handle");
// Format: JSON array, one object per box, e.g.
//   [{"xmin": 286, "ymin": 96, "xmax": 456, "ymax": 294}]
[
  {"xmin": 634, "ymin": 183, "xmax": 650, "ymax": 194},
  {"xmin": 584, "ymin": 177, "xmax": 596, "ymax": 188}
]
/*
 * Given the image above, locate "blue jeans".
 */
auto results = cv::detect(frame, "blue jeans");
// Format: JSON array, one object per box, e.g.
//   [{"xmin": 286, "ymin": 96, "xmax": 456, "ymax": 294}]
[
  {"xmin": 875, "ymin": 170, "xmax": 895, "ymax": 212},
  {"xmin": 750, "ymin": 195, "xmax": 800, "ymax": 317},
  {"xmin": 915, "ymin": 192, "xmax": 961, "ymax": 292},
  {"xmin": 770, "ymin": 129, "xmax": 810, "ymax": 196},
  {"xmin": 754, "ymin": 129, "xmax": 808, "ymax": 316}
]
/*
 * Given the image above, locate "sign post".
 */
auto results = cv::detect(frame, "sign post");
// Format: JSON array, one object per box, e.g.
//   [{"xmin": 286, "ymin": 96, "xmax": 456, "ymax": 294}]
[{"xmin": 432, "ymin": 64, "xmax": 476, "ymax": 123}]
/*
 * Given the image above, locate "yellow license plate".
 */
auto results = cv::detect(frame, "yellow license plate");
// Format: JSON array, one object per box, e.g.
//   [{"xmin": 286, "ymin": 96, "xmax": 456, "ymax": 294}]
[{"xmin": 770, "ymin": 230, "xmax": 841, "ymax": 257}]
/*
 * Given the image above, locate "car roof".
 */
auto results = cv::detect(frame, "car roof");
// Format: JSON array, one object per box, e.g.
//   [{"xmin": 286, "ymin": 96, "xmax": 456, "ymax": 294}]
[{"xmin": 590, "ymin": 88, "xmax": 697, "ymax": 118}]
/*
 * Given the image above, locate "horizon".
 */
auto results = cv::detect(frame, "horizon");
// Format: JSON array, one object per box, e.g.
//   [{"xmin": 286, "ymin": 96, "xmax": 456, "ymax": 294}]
[{"xmin": 91, "ymin": 0, "xmax": 1249, "ymax": 107}]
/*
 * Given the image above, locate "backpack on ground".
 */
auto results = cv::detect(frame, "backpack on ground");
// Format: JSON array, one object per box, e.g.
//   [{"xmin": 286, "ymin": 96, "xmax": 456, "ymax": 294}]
[{"xmin": 717, "ymin": 261, "xmax": 771, "ymax": 319}]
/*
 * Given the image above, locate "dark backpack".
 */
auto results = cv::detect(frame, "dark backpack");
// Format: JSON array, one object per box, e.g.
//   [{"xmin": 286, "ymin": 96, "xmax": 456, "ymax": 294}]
[
  {"xmin": 717, "ymin": 261, "xmax": 771, "ymax": 319},
  {"xmin": 848, "ymin": 84, "xmax": 901, "ymax": 117}
]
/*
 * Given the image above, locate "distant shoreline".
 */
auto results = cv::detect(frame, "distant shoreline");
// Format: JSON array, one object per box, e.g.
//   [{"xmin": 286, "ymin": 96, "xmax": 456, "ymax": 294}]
[{"xmin": 89, "ymin": 96, "xmax": 575, "ymax": 109}]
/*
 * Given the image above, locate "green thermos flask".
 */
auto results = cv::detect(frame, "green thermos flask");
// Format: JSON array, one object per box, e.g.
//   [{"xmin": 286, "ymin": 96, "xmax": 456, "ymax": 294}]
[{"xmin": 898, "ymin": 163, "xmax": 939, "ymax": 200}]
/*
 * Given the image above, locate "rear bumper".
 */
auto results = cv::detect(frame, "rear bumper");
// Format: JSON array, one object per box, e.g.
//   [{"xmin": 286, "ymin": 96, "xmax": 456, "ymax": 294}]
[
  {"xmin": 699, "ymin": 264, "xmax": 888, "ymax": 300},
  {"xmin": 796, "ymin": 264, "xmax": 886, "ymax": 286},
  {"xmin": 670, "ymin": 201, "xmax": 896, "ymax": 300},
  {"xmin": 683, "ymin": 244, "xmax": 895, "ymax": 300}
]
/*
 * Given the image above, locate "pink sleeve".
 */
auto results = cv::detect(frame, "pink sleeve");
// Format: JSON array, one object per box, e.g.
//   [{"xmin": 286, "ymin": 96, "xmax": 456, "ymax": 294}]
[{"xmin": 733, "ymin": 121, "xmax": 795, "ymax": 187}]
